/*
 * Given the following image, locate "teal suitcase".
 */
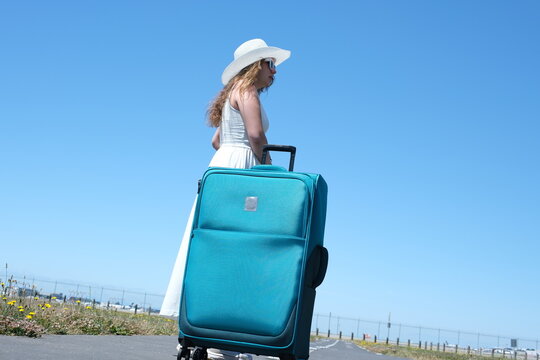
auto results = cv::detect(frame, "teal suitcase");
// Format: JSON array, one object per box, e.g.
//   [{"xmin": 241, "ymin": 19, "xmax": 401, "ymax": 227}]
[{"xmin": 178, "ymin": 145, "xmax": 328, "ymax": 360}]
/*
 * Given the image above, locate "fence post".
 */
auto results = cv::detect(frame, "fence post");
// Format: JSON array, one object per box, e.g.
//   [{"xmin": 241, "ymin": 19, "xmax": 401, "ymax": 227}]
[
  {"xmin": 339, "ymin": 331, "xmax": 342, "ymax": 340},
  {"xmin": 316, "ymin": 328, "xmax": 319, "ymax": 336},
  {"xmin": 363, "ymin": 334, "xmax": 366, "ymax": 341},
  {"xmin": 63, "ymin": 295, "xmax": 66, "ymax": 303},
  {"xmin": 386, "ymin": 337, "xmax": 389, "ymax": 345},
  {"xmin": 455, "ymin": 345, "xmax": 458, "ymax": 353},
  {"xmin": 92, "ymin": 299, "xmax": 96, "ymax": 309},
  {"xmin": 328, "ymin": 312, "xmax": 331, "ymax": 337},
  {"xmin": 107, "ymin": 301, "xmax": 110, "ymax": 309},
  {"xmin": 425, "ymin": 342, "xmax": 428, "ymax": 350},
  {"xmin": 437, "ymin": 343, "xmax": 440, "ymax": 352},
  {"xmin": 514, "ymin": 351, "xmax": 517, "ymax": 360},
  {"xmin": 134, "ymin": 304, "xmax": 138, "ymax": 315},
  {"xmin": 408, "ymin": 340, "xmax": 410, "ymax": 347},
  {"xmin": 351, "ymin": 333, "xmax": 354, "ymax": 341},
  {"xmin": 418, "ymin": 341, "xmax": 422, "ymax": 349},
  {"xmin": 468, "ymin": 346, "xmax": 471, "ymax": 355},
  {"xmin": 443, "ymin": 344, "xmax": 446, "ymax": 352},
  {"xmin": 148, "ymin": 306, "xmax": 151, "ymax": 315},
  {"xmin": 374, "ymin": 335, "xmax": 377, "ymax": 343},
  {"xmin": 397, "ymin": 338, "xmax": 400, "ymax": 346},
  {"xmin": 430, "ymin": 342, "xmax": 433, "ymax": 351}
]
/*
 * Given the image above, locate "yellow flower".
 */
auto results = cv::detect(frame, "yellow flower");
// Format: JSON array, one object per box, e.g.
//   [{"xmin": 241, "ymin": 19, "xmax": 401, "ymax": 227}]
[
  {"xmin": 86, "ymin": 306, "xmax": 92, "ymax": 309},
  {"xmin": 29, "ymin": 312, "xmax": 36, "ymax": 315},
  {"xmin": 2, "ymin": 297, "xmax": 6, "ymax": 301},
  {"xmin": 26, "ymin": 315, "xmax": 33, "ymax": 319},
  {"xmin": 76, "ymin": 300, "xmax": 81, "ymax": 304},
  {"xmin": 19, "ymin": 308, "xmax": 25, "ymax": 312},
  {"xmin": 34, "ymin": 297, "xmax": 39, "ymax": 300},
  {"xmin": 52, "ymin": 296, "xmax": 57, "ymax": 300},
  {"xmin": 18, "ymin": 305, "xmax": 24, "ymax": 309},
  {"xmin": 45, "ymin": 303, "xmax": 51, "ymax": 308},
  {"xmin": 64, "ymin": 307, "xmax": 68, "ymax": 310}
]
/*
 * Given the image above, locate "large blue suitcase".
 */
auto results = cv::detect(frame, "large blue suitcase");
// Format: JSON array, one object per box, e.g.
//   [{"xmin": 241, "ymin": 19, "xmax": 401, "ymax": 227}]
[{"xmin": 177, "ymin": 145, "xmax": 328, "ymax": 360}]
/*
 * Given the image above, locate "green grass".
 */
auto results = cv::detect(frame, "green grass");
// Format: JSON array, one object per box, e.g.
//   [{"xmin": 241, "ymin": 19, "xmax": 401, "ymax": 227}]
[{"xmin": 1, "ymin": 295, "xmax": 177, "ymax": 337}]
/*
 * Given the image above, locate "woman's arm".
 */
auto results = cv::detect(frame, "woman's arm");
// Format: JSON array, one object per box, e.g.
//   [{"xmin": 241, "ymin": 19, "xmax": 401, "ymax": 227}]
[
  {"xmin": 211, "ymin": 127, "xmax": 220, "ymax": 150},
  {"xmin": 236, "ymin": 86, "xmax": 271, "ymax": 164}
]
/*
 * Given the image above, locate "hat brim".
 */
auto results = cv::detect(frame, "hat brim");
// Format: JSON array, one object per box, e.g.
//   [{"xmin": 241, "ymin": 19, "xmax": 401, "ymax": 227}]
[{"xmin": 221, "ymin": 46, "xmax": 291, "ymax": 85}]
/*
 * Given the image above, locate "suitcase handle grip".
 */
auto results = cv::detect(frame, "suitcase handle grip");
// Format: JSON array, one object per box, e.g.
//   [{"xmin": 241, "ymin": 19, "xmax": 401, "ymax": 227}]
[
  {"xmin": 312, "ymin": 246, "xmax": 328, "ymax": 288},
  {"xmin": 261, "ymin": 145, "xmax": 296, "ymax": 172},
  {"xmin": 306, "ymin": 246, "xmax": 328, "ymax": 289}
]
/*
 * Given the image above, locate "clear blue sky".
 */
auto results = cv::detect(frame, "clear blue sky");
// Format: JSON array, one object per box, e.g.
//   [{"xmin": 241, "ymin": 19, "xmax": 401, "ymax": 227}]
[{"xmin": 1, "ymin": 0, "xmax": 539, "ymax": 342}]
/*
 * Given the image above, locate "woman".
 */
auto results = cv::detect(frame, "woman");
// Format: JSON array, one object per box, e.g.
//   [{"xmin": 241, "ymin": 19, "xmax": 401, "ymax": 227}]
[
  {"xmin": 208, "ymin": 38, "xmax": 291, "ymax": 167},
  {"xmin": 161, "ymin": 38, "xmax": 291, "ymax": 359}
]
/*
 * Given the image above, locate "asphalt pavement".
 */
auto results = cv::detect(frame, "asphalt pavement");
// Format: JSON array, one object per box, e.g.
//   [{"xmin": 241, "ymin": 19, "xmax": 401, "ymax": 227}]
[{"xmin": 0, "ymin": 335, "xmax": 411, "ymax": 360}]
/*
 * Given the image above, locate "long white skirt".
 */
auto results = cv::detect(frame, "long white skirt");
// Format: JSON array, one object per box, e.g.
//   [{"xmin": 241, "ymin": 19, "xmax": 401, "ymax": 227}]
[{"xmin": 159, "ymin": 198, "xmax": 197, "ymax": 317}]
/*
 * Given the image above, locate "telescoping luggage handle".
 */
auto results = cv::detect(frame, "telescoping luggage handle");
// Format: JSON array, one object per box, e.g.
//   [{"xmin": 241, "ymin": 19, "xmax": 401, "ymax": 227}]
[{"xmin": 261, "ymin": 144, "xmax": 296, "ymax": 172}]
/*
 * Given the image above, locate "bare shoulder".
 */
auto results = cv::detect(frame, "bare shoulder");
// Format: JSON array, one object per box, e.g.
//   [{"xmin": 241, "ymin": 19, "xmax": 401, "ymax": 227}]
[
  {"xmin": 239, "ymin": 85, "xmax": 258, "ymax": 99},
  {"xmin": 231, "ymin": 83, "xmax": 259, "ymax": 110}
]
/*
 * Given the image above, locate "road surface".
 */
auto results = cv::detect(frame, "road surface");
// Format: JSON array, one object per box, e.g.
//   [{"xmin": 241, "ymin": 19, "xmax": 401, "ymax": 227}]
[{"xmin": 0, "ymin": 335, "xmax": 410, "ymax": 360}]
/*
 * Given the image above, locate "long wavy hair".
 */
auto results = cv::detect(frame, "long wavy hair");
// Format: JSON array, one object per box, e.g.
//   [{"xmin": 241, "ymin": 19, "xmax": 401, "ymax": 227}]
[{"xmin": 207, "ymin": 60, "xmax": 271, "ymax": 127}]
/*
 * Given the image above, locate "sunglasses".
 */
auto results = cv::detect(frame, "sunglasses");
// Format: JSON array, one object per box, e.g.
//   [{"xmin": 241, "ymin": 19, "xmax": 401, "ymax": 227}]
[{"xmin": 264, "ymin": 58, "xmax": 276, "ymax": 70}]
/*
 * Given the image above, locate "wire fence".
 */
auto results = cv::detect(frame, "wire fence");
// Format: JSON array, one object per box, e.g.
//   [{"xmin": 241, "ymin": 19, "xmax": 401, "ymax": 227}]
[
  {"xmin": 3, "ymin": 274, "xmax": 164, "ymax": 314},
  {"xmin": 311, "ymin": 313, "xmax": 539, "ymax": 357},
  {"xmin": 3, "ymin": 272, "xmax": 538, "ymax": 356}
]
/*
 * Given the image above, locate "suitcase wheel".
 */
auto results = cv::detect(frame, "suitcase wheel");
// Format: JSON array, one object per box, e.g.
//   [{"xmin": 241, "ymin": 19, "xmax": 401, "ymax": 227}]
[
  {"xmin": 177, "ymin": 347, "xmax": 190, "ymax": 360},
  {"xmin": 192, "ymin": 347, "xmax": 208, "ymax": 360}
]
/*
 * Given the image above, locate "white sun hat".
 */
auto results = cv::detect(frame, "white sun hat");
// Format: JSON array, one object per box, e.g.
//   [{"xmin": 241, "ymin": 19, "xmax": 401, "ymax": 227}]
[{"xmin": 221, "ymin": 38, "xmax": 291, "ymax": 85}]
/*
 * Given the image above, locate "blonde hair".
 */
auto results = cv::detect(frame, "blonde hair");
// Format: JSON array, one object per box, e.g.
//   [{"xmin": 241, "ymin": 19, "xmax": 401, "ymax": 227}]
[{"xmin": 207, "ymin": 60, "xmax": 270, "ymax": 127}]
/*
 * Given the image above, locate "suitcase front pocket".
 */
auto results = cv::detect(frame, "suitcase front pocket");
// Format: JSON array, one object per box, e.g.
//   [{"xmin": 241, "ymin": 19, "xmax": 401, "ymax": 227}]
[
  {"xmin": 197, "ymin": 173, "xmax": 310, "ymax": 238},
  {"xmin": 183, "ymin": 229, "xmax": 305, "ymax": 337}
]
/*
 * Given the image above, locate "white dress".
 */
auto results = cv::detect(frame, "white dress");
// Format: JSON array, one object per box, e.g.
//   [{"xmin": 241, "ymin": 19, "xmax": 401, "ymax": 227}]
[{"xmin": 160, "ymin": 97, "xmax": 269, "ymax": 315}]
